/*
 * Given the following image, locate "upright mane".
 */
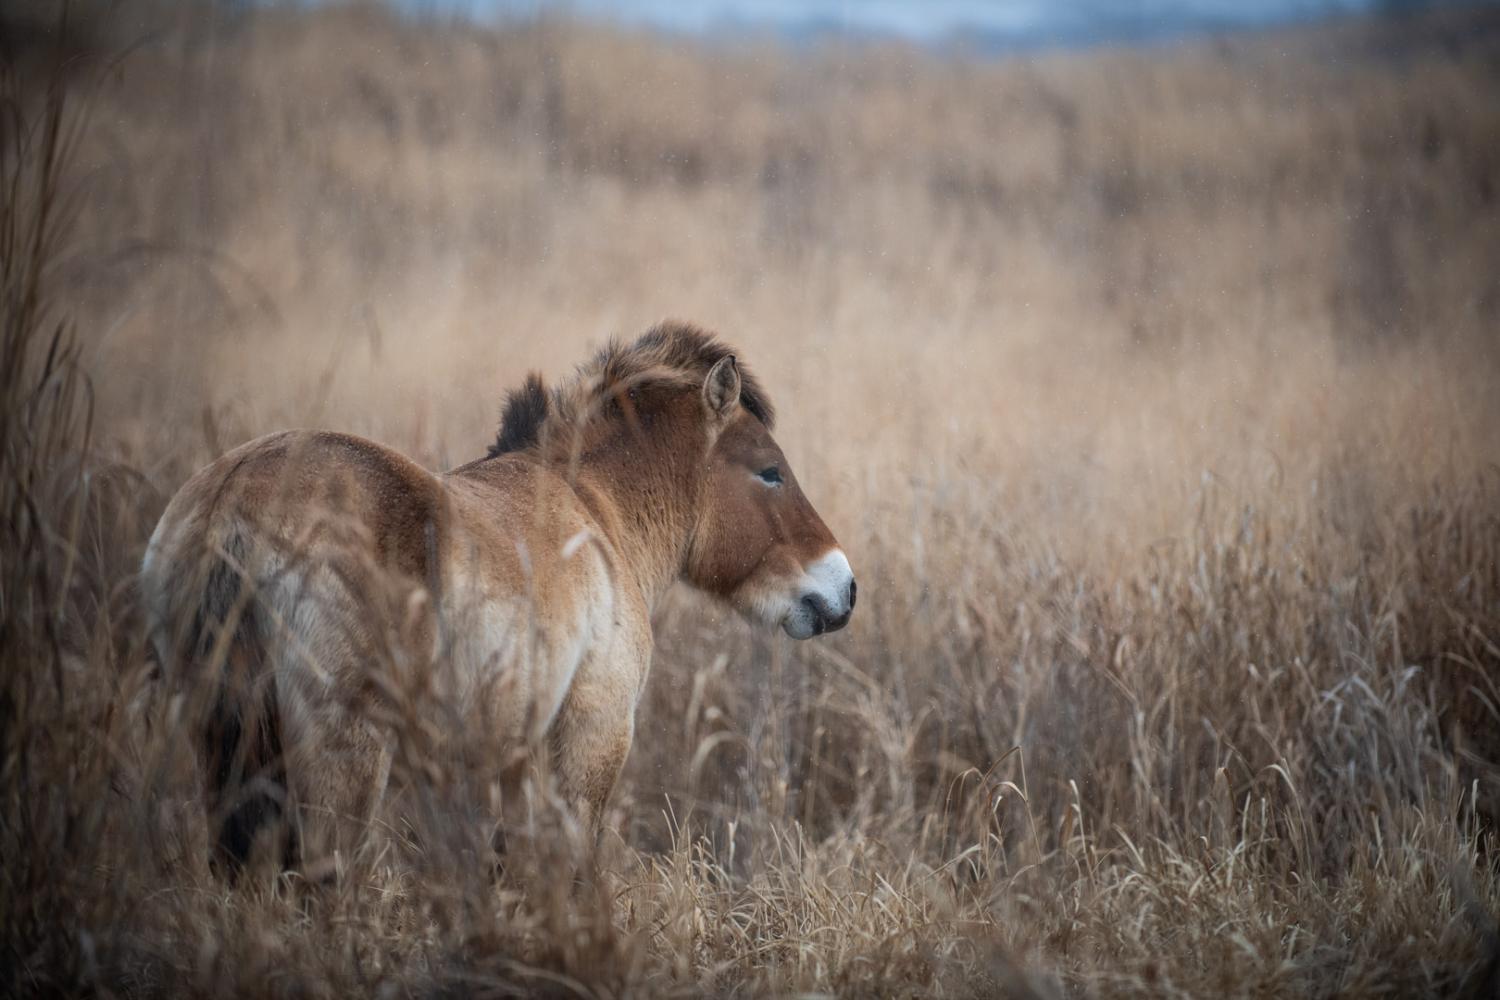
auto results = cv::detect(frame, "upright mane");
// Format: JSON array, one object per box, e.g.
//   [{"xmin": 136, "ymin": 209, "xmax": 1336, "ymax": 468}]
[{"xmin": 488, "ymin": 321, "xmax": 775, "ymax": 458}]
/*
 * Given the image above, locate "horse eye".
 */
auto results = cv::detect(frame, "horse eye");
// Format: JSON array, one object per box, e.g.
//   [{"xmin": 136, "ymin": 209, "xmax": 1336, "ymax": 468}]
[{"xmin": 756, "ymin": 466, "xmax": 783, "ymax": 486}]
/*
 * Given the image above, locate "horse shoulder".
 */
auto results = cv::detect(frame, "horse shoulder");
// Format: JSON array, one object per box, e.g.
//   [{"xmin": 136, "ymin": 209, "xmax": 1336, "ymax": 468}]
[{"xmin": 438, "ymin": 461, "xmax": 643, "ymax": 741}]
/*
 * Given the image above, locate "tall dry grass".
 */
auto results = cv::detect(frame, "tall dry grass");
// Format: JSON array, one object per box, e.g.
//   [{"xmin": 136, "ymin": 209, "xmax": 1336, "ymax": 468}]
[{"xmin": 3, "ymin": 1, "xmax": 1500, "ymax": 995}]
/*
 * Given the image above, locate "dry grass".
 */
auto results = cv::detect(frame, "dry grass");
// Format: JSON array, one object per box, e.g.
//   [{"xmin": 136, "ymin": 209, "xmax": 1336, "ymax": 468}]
[{"xmin": 3, "ymin": 1, "xmax": 1500, "ymax": 996}]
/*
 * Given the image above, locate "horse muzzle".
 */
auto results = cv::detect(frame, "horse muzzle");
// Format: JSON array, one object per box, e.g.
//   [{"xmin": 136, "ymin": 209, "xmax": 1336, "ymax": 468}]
[{"xmin": 782, "ymin": 550, "xmax": 856, "ymax": 639}]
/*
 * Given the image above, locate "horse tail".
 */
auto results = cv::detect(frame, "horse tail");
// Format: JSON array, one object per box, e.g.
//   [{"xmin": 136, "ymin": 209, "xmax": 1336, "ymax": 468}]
[{"xmin": 189, "ymin": 531, "xmax": 295, "ymax": 874}]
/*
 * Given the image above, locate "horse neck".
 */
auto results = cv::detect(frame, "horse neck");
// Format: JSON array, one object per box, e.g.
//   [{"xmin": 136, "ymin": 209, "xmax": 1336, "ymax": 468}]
[{"xmin": 572, "ymin": 437, "xmax": 703, "ymax": 608}]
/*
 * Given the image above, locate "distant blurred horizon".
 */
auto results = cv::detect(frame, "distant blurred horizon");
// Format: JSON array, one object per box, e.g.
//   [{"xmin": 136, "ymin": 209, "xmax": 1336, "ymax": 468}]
[{"xmin": 406, "ymin": 0, "xmax": 1484, "ymax": 51}]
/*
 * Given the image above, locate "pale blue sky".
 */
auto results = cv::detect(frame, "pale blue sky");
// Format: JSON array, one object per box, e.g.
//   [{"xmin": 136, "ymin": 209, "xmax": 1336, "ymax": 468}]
[{"xmin": 407, "ymin": 0, "xmax": 1459, "ymax": 49}]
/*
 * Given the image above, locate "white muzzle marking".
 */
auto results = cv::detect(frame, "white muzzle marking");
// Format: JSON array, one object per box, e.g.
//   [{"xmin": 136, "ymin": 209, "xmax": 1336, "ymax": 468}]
[{"xmin": 781, "ymin": 549, "xmax": 856, "ymax": 639}]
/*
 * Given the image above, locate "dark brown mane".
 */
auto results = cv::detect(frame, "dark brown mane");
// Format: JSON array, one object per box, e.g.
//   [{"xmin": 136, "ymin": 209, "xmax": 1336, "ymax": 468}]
[
  {"xmin": 490, "ymin": 373, "xmax": 550, "ymax": 455},
  {"xmin": 488, "ymin": 321, "xmax": 774, "ymax": 458}
]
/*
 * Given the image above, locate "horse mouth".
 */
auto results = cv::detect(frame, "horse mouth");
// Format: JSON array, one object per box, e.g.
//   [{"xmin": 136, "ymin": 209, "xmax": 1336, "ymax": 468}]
[{"xmin": 783, "ymin": 593, "xmax": 853, "ymax": 639}]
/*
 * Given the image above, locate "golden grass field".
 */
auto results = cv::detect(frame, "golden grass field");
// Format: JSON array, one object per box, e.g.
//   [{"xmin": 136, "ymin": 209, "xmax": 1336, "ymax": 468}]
[{"xmin": 4, "ymin": 1, "xmax": 1500, "ymax": 995}]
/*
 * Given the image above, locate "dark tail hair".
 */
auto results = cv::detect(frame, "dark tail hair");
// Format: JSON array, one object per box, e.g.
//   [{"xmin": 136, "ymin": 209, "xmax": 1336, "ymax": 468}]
[{"xmin": 191, "ymin": 534, "xmax": 295, "ymax": 875}]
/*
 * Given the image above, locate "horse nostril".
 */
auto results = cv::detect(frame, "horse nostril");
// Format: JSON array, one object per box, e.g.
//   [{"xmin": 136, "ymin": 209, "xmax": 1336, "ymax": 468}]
[{"xmin": 848, "ymin": 578, "xmax": 857, "ymax": 611}]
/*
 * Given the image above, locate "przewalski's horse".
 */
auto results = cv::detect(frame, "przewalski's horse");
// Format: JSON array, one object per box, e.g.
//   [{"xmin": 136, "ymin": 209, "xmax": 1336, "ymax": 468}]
[{"xmin": 143, "ymin": 322, "xmax": 856, "ymax": 876}]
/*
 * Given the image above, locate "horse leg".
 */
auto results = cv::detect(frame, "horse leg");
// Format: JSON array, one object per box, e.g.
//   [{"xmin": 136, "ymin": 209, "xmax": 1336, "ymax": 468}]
[
  {"xmin": 547, "ymin": 668, "xmax": 637, "ymax": 846},
  {"xmin": 272, "ymin": 562, "xmax": 401, "ymax": 884},
  {"xmin": 285, "ymin": 698, "xmax": 391, "ymax": 884}
]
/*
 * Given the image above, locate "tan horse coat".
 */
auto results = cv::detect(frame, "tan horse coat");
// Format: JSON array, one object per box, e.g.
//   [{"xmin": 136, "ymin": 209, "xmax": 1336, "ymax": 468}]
[{"xmin": 143, "ymin": 323, "xmax": 855, "ymax": 874}]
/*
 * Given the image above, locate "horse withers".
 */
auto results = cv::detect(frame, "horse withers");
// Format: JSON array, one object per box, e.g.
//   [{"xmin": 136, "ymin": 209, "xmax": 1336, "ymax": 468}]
[{"xmin": 142, "ymin": 322, "xmax": 855, "ymax": 877}]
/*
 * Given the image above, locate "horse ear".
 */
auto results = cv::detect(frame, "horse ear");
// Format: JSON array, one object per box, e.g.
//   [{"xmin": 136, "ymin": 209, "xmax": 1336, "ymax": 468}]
[{"xmin": 703, "ymin": 355, "xmax": 740, "ymax": 418}]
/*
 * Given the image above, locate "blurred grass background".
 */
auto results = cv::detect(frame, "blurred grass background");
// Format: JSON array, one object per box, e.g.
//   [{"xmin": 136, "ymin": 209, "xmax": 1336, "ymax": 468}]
[{"xmin": 3, "ymin": 1, "xmax": 1500, "ymax": 995}]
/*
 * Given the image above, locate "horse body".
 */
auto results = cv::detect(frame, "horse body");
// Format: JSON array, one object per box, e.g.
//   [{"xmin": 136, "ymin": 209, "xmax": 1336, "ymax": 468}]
[{"xmin": 142, "ymin": 323, "xmax": 854, "ymax": 874}]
